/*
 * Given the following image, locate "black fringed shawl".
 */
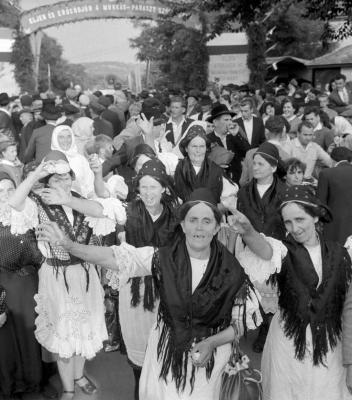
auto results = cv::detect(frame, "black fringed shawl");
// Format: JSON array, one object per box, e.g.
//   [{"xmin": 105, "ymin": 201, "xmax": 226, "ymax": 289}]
[
  {"xmin": 277, "ymin": 234, "xmax": 352, "ymax": 365},
  {"xmin": 151, "ymin": 237, "xmax": 247, "ymax": 392},
  {"xmin": 174, "ymin": 157, "xmax": 223, "ymax": 203},
  {"xmin": 125, "ymin": 198, "xmax": 179, "ymax": 311},
  {"xmin": 31, "ymin": 192, "xmax": 98, "ymax": 291},
  {"xmin": 237, "ymin": 176, "xmax": 286, "ymax": 240}
]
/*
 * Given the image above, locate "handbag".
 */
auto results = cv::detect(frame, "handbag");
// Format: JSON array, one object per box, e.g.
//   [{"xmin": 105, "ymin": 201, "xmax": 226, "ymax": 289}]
[
  {"xmin": 219, "ymin": 340, "xmax": 262, "ymax": 400},
  {"xmin": 208, "ymin": 143, "xmax": 234, "ymax": 166}
]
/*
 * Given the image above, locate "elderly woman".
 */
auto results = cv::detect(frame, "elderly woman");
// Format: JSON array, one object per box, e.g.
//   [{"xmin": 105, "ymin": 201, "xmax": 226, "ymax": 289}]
[
  {"xmin": 107, "ymin": 158, "xmax": 179, "ymax": 400},
  {"xmin": 0, "ymin": 171, "xmax": 43, "ymax": 398},
  {"xmin": 9, "ymin": 151, "xmax": 126, "ymax": 400},
  {"xmin": 237, "ymin": 141, "xmax": 286, "ymax": 352},
  {"xmin": 51, "ymin": 124, "xmax": 95, "ymax": 198},
  {"xmin": 234, "ymin": 185, "xmax": 352, "ymax": 400},
  {"xmin": 36, "ymin": 188, "xmax": 264, "ymax": 400},
  {"xmin": 174, "ymin": 125, "xmax": 224, "ymax": 203}
]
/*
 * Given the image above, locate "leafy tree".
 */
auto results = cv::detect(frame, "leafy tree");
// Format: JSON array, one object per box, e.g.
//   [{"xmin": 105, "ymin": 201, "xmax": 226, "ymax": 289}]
[
  {"xmin": 130, "ymin": 20, "xmax": 209, "ymax": 91},
  {"xmin": 267, "ymin": 1, "xmax": 328, "ymax": 59},
  {"xmin": 11, "ymin": 32, "xmax": 35, "ymax": 92},
  {"xmin": 247, "ymin": 23, "xmax": 267, "ymax": 88}
]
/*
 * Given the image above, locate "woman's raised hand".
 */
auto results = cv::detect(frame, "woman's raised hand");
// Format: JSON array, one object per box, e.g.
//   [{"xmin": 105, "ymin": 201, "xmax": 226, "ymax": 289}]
[
  {"xmin": 191, "ymin": 338, "xmax": 215, "ymax": 368},
  {"xmin": 227, "ymin": 209, "xmax": 253, "ymax": 236},
  {"xmin": 36, "ymin": 221, "xmax": 69, "ymax": 248},
  {"xmin": 136, "ymin": 113, "xmax": 153, "ymax": 136},
  {"xmin": 88, "ymin": 154, "xmax": 102, "ymax": 175},
  {"xmin": 32, "ymin": 160, "xmax": 56, "ymax": 180},
  {"xmin": 40, "ymin": 186, "xmax": 72, "ymax": 206}
]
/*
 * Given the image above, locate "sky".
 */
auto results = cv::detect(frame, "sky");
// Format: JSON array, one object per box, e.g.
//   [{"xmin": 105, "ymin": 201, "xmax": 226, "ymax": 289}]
[{"xmin": 19, "ymin": 0, "xmax": 143, "ymax": 64}]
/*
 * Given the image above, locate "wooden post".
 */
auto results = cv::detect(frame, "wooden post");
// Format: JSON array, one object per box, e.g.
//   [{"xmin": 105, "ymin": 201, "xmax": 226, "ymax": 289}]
[{"xmin": 28, "ymin": 30, "xmax": 43, "ymax": 92}]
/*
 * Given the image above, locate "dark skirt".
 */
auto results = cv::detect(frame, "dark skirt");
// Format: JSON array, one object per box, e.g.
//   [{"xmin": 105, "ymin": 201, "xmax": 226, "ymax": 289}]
[{"xmin": 0, "ymin": 269, "xmax": 42, "ymax": 395}]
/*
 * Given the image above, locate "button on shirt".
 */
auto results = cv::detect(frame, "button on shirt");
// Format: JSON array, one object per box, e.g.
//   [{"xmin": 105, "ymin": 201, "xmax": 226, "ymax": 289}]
[{"xmin": 291, "ymin": 138, "xmax": 332, "ymax": 178}]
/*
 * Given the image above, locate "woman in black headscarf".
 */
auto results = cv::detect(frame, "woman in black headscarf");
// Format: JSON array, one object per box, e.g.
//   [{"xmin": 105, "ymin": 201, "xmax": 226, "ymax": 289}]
[
  {"xmin": 36, "ymin": 188, "xmax": 265, "ymax": 400},
  {"xmin": 110, "ymin": 158, "xmax": 180, "ymax": 400},
  {"xmin": 237, "ymin": 141, "xmax": 287, "ymax": 352},
  {"xmin": 234, "ymin": 185, "xmax": 352, "ymax": 400},
  {"xmin": 174, "ymin": 125, "xmax": 224, "ymax": 203}
]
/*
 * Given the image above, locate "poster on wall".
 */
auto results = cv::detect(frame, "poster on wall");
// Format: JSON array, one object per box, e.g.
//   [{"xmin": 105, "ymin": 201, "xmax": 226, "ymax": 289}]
[{"xmin": 208, "ymin": 53, "xmax": 250, "ymax": 85}]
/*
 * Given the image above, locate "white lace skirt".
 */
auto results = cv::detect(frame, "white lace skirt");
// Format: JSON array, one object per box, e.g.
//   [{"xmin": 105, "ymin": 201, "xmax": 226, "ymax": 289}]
[{"xmin": 34, "ymin": 262, "xmax": 107, "ymax": 360}]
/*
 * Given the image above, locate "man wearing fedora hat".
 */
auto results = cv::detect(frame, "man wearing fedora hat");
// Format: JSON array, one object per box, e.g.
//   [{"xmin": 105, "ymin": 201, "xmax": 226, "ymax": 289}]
[
  {"xmin": 23, "ymin": 104, "xmax": 62, "ymax": 164},
  {"xmin": 0, "ymin": 92, "xmax": 17, "ymax": 142},
  {"xmin": 207, "ymin": 104, "xmax": 250, "ymax": 183}
]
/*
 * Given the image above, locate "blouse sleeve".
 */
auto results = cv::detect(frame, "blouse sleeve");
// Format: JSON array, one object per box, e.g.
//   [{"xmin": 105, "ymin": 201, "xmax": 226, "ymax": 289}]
[
  {"xmin": 232, "ymin": 285, "xmax": 263, "ymax": 331},
  {"xmin": 85, "ymin": 197, "xmax": 127, "ymax": 236},
  {"xmin": 0, "ymin": 286, "xmax": 6, "ymax": 314},
  {"xmin": 10, "ymin": 197, "xmax": 39, "ymax": 234},
  {"xmin": 106, "ymin": 242, "xmax": 154, "ymax": 290},
  {"xmin": 235, "ymin": 234, "xmax": 287, "ymax": 284},
  {"xmin": 105, "ymin": 175, "xmax": 128, "ymax": 200}
]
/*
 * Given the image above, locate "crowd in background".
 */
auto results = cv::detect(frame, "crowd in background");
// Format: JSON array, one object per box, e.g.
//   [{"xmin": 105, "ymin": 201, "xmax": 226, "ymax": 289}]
[{"xmin": 1, "ymin": 72, "xmax": 352, "ymax": 400}]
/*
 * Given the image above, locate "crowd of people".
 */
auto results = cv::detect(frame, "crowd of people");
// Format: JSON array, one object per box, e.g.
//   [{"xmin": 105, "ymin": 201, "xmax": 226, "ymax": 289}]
[{"xmin": 1, "ymin": 73, "xmax": 352, "ymax": 400}]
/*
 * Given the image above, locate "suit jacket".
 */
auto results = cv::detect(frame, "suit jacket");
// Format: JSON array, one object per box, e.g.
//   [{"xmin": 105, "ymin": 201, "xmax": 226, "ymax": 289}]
[
  {"xmin": 19, "ymin": 120, "xmax": 45, "ymax": 162},
  {"xmin": 24, "ymin": 124, "xmax": 55, "ymax": 164},
  {"xmin": 165, "ymin": 118, "xmax": 193, "ymax": 146},
  {"xmin": 0, "ymin": 110, "xmax": 17, "ymax": 141},
  {"xmin": 207, "ymin": 131, "xmax": 250, "ymax": 183},
  {"xmin": 93, "ymin": 117, "xmax": 114, "ymax": 138},
  {"xmin": 317, "ymin": 162, "xmax": 352, "ymax": 244},
  {"xmin": 329, "ymin": 88, "xmax": 352, "ymax": 114},
  {"xmin": 234, "ymin": 116, "xmax": 266, "ymax": 149},
  {"xmin": 313, "ymin": 127, "xmax": 334, "ymax": 152},
  {"xmin": 101, "ymin": 109, "xmax": 123, "ymax": 137}
]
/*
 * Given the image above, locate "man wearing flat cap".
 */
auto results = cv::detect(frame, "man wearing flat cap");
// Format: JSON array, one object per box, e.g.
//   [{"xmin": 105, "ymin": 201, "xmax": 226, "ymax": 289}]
[
  {"xmin": 207, "ymin": 104, "xmax": 250, "ymax": 183},
  {"xmin": 317, "ymin": 146, "xmax": 352, "ymax": 244}
]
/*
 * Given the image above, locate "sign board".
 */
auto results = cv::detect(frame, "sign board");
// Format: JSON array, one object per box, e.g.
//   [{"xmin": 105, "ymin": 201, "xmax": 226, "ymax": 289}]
[
  {"xmin": 208, "ymin": 53, "xmax": 249, "ymax": 85},
  {"xmin": 21, "ymin": 0, "xmax": 176, "ymax": 34}
]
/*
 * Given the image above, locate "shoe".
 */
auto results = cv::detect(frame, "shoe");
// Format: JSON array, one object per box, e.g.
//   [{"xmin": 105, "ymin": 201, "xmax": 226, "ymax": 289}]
[
  {"xmin": 41, "ymin": 382, "xmax": 59, "ymax": 399},
  {"xmin": 74, "ymin": 375, "xmax": 97, "ymax": 395}
]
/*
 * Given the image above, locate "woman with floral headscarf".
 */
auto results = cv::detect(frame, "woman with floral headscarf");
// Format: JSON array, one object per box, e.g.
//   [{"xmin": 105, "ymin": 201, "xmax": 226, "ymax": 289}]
[{"xmin": 51, "ymin": 125, "xmax": 95, "ymax": 198}]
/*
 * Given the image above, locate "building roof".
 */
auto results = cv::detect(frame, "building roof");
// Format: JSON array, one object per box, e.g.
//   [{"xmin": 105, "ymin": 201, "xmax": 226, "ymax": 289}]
[{"xmin": 309, "ymin": 45, "xmax": 352, "ymax": 67}]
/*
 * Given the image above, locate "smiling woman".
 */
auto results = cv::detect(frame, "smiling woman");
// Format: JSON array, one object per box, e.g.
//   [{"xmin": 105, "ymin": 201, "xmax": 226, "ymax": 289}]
[{"xmin": 35, "ymin": 187, "xmax": 269, "ymax": 400}]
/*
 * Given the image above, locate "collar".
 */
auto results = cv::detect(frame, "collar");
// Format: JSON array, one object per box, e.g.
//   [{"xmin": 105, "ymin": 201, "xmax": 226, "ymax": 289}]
[
  {"xmin": 293, "ymin": 137, "xmax": 312, "ymax": 149},
  {"xmin": 0, "ymin": 107, "xmax": 10, "ymax": 117},
  {"xmin": 168, "ymin": 116, "xmax": 185, "ymax": 125},
  {"xmin": 214, "ymin": 130, "xmax": 227, "ymax": 140},
  {"xmin": 314, "ymin": 122, "xmax": 323, "ymax": 131}
]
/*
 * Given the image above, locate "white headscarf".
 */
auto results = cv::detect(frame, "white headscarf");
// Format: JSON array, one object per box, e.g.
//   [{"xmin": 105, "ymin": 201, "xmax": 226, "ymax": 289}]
[
  {"xmin": 51, "ymin": 125, "xmax": 94, "ymax": 197},
  {"xmin": 72, "ymin": 117, "xmax": 94, "ymax": 155}
]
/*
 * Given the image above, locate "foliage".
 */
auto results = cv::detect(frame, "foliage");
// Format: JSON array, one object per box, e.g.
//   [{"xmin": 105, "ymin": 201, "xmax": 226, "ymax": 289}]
[
  {"xmin": 0, "ymin": 0, "xmax": 20, "ymax": 29},
  {"xmin": 305, "ymin": 0, "xmax": 352, "ymax": 40},
  {"xmin": 130, "ymin": 20, "xmax": 208, "ymax": 91},
  {"xmin": 10, "ymin": 32, "xmax": 35, "ymax": 92},
  {"xmin": 267, "ymin": 1, "xmax": 329, "ymax": 59},
  {"xmin": 247, "ymin": 23, "xmax": 267, "ymax": 88}
]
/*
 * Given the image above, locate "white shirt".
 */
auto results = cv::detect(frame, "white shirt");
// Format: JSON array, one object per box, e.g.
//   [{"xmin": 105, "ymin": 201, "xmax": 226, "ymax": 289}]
[
  {"xmin": 190, "ymin": 257, "xmax": 209, "ymax": 293},
  {"xmin": 313, "ymin": 122, "xmax": 323, "ymax": 132},
  {"xmin": 167, "ymin": 116, "xmax": 185, "ymax": 145},
  {"xmin": 0, "ymin": 107, "xmax": 10, "ymax": 117},
  {"xmin": 338, "ymin": 87, "xmax": 349, "ymax": 104},
  {"xmin": 291, "ymin": 138, "xmax": 332, "ymax": 178},
  {"xmin": 243, "ymin": 118, "xmax": 254, "ymax": 144},
  {"xmin": 256, "ymin": 183, "xmax": 272, "ymax": 198}
]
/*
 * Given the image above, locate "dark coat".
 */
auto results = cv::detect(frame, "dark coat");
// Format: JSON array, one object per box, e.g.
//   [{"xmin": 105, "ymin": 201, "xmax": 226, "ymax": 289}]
[
  {"xmin": 101, "ymin": 109, "xmax": 123, "ymax": 137},
  {"xmin": 237, "ymin": 176, "xmax": 286, "ymax": 240},
  {"xmin": 164, "ymin": 118, "xmax": 193, "ymax": 146},
  {"xmin": 0, "ymin": 110, "xmax": 18, "ymax": 141},
  {"xmin": 234, "ymin": 116, "xmax": 266, "ymax": 149},
  {"xmin": 317, "ymin": 162, "xmax": 352, "ymax": 244},
  {"xmin": 23, "ymin": 124, "xmax": 55, "ymax": 164},
  {"xmin": 93, "ymin": 117, "xmax": 114, "ymax": 138},
  {"xmin": 207, "ymin": 131, "xmax": 250, "ymax": 184},
  {"xmin": 329, "ymin": 88, "xmax": 352, "ymax": 114}
]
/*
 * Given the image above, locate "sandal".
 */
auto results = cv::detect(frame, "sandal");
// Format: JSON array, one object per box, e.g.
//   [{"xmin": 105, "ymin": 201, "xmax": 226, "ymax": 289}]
[{"xmin": 74, "ymin": 375, "xmax": 97, "ymax": 395}]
